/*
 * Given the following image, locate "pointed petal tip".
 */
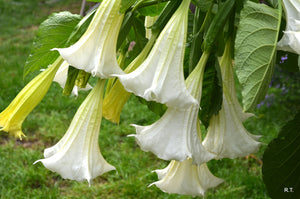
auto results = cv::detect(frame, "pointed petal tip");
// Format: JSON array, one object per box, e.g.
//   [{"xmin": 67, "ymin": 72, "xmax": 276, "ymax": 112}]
[{"xmin": 33, "ymin": 159, "xmax": 41, "ymax": 165}]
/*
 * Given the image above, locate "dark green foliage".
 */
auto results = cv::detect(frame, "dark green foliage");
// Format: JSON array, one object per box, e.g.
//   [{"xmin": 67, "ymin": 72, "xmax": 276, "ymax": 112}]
[
  {"xmin": 199, "ymin": 54, "xmax": 223, "ymax": 128},
  {"xmin": 262, "ymin": 111, "xmax": 300, "ymax": 199}
]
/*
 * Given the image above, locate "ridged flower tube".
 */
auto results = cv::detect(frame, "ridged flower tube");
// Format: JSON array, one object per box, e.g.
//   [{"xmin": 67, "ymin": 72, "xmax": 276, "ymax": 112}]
[
  {"xmin": 116, "ymin": 0, "xmax": 197, "ymax": 109},
  {"xmin": 151, "ymin": 158, "xmax": 223, "ymax": 197},
  {"xmin": 145, "ymin": 15, "xmax": 158, "ymax": 39},
  {"xmin": 0, "ymin": 57, "xmax": 63, "ymax": 139},
  {"xmin": 131, "ymin": 52, "xmax": 215, "ymax": 165},
  {"xmin": 53, "ymin": 0, "xmax": 124, "ymax": 78},
  {"xmin": 220, "ymin": 39, "xmax": 253, "ymax": 122},
  {"xmin": 34, "ymin": 79, "xmax": 115, "ymax": 185},
  {"xmin": 277, "ymin": 0, "xmax": 300, "ymax": 54},
  {"xmin": 53, "ymin": 61, "xmax": 92, "ymax": 96},
  {"xmin": 203, "ymin": 42, "xmax": 261, "ymax": 159}
]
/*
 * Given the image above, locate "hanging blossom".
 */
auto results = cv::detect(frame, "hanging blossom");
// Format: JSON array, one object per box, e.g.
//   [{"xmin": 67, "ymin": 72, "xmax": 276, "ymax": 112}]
[
  {"xmin": 151, "ymin": 158, "xmax": 223, "ymax": 196},
  {"xmin": 52, "ymin": 61, "xmax": 92, "ymax": 96},
  {"xmin": 277, "ymin": 0, "xmax": 300, "ymax": 54},
  {"xmin": 203, "ymin": 40, "xmax": 261, "ymax": 159},
  {"xmin": 115, "ymin": 0, "xmax": 197, "ymax": 109},
  {"xmin": 34, "ymin": 79, "xmax": 115, "ymax": 185},
  {"xmin": 0, "ymin": 57, "xmax": 64, "ymax": 139},
  {"xmin": 53, "ymin": 0, "xmax": 125, "ymax": 79},
  {"xmin": 102, "ymin": 33, "xmax": 158, "ymax": 124},
  {"xmin": 220, "ymin": 40, "xmax": 253, "ymax": 122},
  {"xmin": 130, "ymin": 52, "xmax": 215, "ymax": 165}
]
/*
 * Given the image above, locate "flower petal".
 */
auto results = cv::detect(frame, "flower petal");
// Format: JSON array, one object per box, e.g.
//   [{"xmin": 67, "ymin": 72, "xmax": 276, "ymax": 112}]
[
  {"xmin": 277, "ymin": 0, "xmax": 300, "ymax": 54},
  {"xmin": 203, "ymin": 89, "xmax": 261, "ymax": 159},
  {"xmin": 151, "ymin": 158, "xmax": 224, "ymax": 197},
  {"xmin": 130, "ymin": 52, "xmax": 213, "ymax": 165},
  {"xmin": 35, "ymin": 79, "xmax": 115, "ymax": 185},
  {"xmin": 53, "ymin": 0, "xmax": 125, "ymax": 78},
  {"xmin": 116, "ymin": 0, "xmax": 196, "ymax": 108}
]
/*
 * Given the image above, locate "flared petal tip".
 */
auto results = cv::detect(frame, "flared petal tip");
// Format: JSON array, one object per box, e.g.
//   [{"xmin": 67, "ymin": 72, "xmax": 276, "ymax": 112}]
[{"xmin": 0, "ymin": 127, "xmax": 26, "ymax": 140}]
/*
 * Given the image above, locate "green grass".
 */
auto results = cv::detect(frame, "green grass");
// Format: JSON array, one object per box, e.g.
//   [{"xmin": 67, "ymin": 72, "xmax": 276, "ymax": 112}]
[{"xmin": 0, "ymin": 0, "xmax": 297, "ymax": 198}]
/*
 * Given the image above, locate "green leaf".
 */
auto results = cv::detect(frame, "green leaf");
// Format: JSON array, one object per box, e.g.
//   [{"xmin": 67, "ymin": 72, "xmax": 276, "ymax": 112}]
[
  {"xmin": 262, "ymin": 111, "xmax": 300, "ymax": 199},
  {"xmin": 151, "ymin": 0, "xmax": 181, "ymax": 34},
  {"xmin": 234, "ymin": 1, "xmax": 281, "ymax": 111},
  {"xmin": 117, "ymin": 11, "xmax": 134, "ymax": 49},
  {"xmin": 191, "ymin": 0, "xmax": 213, "ymax": 12},
  {"xmin": 137, "ymin": 2, "xmax": 167, "ymax": 16},
  {"xmin": 24, "ymin": 11, "xmax": 81, "ymax": 77},
  {"xmin": 199, "ymin": 54, "xmax": 223, "ymax": 128}
]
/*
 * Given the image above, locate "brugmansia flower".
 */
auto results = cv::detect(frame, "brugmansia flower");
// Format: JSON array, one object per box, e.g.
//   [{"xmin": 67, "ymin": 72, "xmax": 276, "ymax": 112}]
[
  {"xmin": 34, "ymin": 79, "xmax": 115, "ymax": 185},
  {"xmin": 53, "ymin": 61, "xmax": 92, "ymax": 96},
  {"xmin": 0, "ymin": 57, "xmax": 63, "ymax": 139},
  {"xmin": 277, "ymin": 0, "xmax": 300, "ymax": 54},
  {"xmin": 116, "ymin": 0, "xmax": 197, "ymax": 109},
  {"xmin": 151, "ymin": 158, "xmax": 223, "ymax": 197},
  {"xmin": 220, "ymin": 40, "xmax": 253, "ymax": 122},
  {"xmin": 102, "ymin": 33, "xmax": 158, "ymax": 123},
  {"xmin": 202, "ymin": 41, "xmax": 260, "ymax": 159},
  {"xmin": 53, "ymin": 0, "xmax": 124, "ymax": 78},
  {"xmin": 131, "ymin": 53, "xmax": 215, "ymax": 165}
]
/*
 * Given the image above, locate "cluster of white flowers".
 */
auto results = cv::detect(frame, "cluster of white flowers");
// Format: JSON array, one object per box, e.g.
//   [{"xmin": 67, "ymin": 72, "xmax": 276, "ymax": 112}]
[{"xmin": 1, "ymin": 0, "xmax": 298, "ymax": 196}]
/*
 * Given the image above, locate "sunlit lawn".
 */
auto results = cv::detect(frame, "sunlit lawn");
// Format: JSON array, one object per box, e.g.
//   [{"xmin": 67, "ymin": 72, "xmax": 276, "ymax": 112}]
[{"xmin": 0, "ymin": 0, "xmax": 295, "ymax": 198}]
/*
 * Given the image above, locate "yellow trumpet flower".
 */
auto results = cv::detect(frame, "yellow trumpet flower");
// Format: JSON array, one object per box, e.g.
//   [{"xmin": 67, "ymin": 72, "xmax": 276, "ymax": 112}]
[{"xmin": 0, "ymin": 57, "xmax": 63, "ymax": 139}]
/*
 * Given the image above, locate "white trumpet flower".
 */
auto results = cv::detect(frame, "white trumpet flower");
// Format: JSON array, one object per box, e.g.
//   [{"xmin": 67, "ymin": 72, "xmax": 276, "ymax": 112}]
[
  {"xmin": 116, "ymin": 0, "xmax": 197, "ymax": 108},
  {"xmin": 34, "ymin": 79, "xmax": 115, "ymax": 185},
  {"xmin": 53, "ymin": 0, "xmax": 125, "ymax": 78},
  {"xmin": 131, "ymin": 52, "xmax": 215, "ymax": 165},
  {"xmin": 53, "ymin": 61, "xmax": 92, "ymax": 96},
  {"xmin": 277, "ymin": 0, "xmax": 300, "ymax": 54},
  {"xmin": 151, "ymin": 158, "xmax": 223, "ymax": 197},
  {"xmin": 202, "ymin": 40, "xmax": 260, "ymax": 159}
]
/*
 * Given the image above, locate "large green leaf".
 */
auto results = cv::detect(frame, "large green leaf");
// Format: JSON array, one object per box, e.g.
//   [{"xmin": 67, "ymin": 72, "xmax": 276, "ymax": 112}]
[
  {"xmin": 24, "ymin": 12, "xmax": 81, "ymax": 77},
  {"xmin": 234, "ymin": 1, "xmax": 281, "ymax": 111},
  {"xmin": 262, "ymin": 111, "xmax": 300, "ymax": 199}
]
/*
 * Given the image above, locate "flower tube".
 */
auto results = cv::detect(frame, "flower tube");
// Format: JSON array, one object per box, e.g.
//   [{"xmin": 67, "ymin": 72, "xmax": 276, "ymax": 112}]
[
  {"xmin": 34, "ymin": 79, "xmax": 115, "ymax": 185},
  {"xmin": 0, "ymin": 57, "xmax": 63, "ymax": 139},
  {"xmin": 151, "ymin": 158, "xmax": 223, "ymax": 197},
  {"xmin": 53, "ymin": 0, "xmax": 124, "ymax": 78},
  {"xmin": 277, "ymin": 0, "xmax": 300, "ymax": 54},
  {"xmin": 220, "ymin": 39, "xmax": 253, "ymax": 122},
  {"xmin": 116, "ymin": 0, "xmax": 197, "ymax": 108},
  {"xmin": 131, "ymin": 53, "xmax": 215, "ymax": 165}
]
